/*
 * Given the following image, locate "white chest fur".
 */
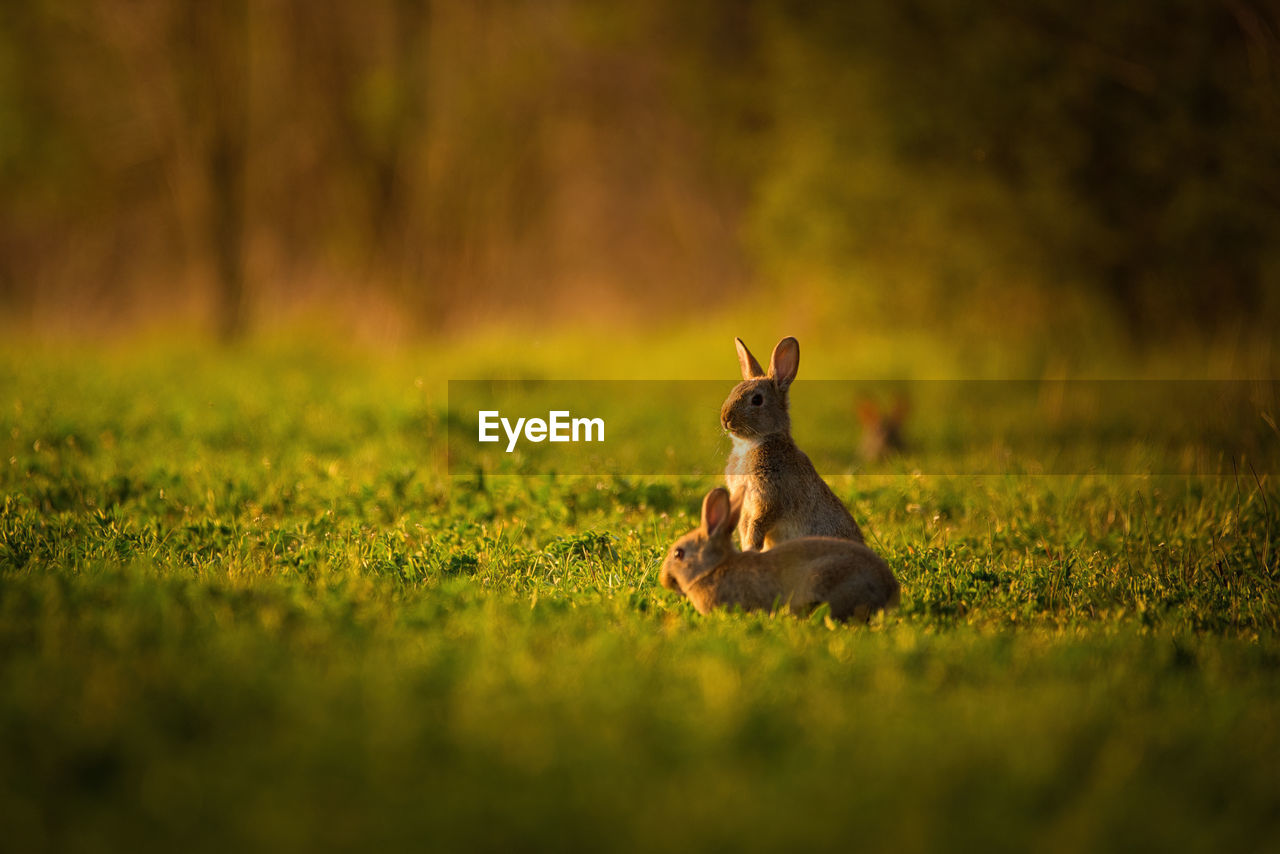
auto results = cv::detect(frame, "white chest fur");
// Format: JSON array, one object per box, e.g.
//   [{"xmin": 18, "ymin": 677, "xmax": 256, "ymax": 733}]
[{"xmin": 724, "ymin": 434, "xmax": 760, "ymax": 497}]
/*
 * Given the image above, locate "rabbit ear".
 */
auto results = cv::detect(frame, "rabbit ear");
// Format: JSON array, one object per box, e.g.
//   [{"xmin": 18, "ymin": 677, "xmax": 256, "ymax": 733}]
[
  {"xmin": 769, "ymin": 337, "xmax": 800, "ymax": 391},
  {"xmin": 701, "ymin": 487, "xmax": 735, "ymax": 538},
  {"xmin": 735, "ymin": 338, "xmax": 765, "ymax": 379}
]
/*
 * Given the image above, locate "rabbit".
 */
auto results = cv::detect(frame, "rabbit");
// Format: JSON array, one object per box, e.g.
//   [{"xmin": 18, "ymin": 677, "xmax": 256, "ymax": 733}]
[
  {"xmin": 857, "ymin": 395, "xmax": 909, "ymax": 462},
  {"xmin": 722, "ymin": 336, "xmax": 866, "ymax": 550},
  {"xmin": 659, "ymin": 487, "xmax": 899, "ymax": 622}
]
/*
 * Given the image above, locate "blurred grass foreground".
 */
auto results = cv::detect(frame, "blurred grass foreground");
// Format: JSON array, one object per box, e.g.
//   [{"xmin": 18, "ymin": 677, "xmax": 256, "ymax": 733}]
[{"xmin": 2, "ymin": 0, "xmax": 1280, "ymax": 341}]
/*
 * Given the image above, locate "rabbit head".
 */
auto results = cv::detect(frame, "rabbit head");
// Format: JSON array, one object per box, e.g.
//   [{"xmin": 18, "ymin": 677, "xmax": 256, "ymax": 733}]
[
  {"xmin": 720, "ymin": 337, "xmax": 800, "ymax": 440},
  {"xmin": 659, "ymin": 487, "xmax": 742, "ymax": 594}
]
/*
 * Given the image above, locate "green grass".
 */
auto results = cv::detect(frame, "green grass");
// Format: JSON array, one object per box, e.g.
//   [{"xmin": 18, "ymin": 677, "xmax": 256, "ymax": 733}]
[{"xmin": 2, "ymin": 338, "xmax": 1278, "ymax": 853}]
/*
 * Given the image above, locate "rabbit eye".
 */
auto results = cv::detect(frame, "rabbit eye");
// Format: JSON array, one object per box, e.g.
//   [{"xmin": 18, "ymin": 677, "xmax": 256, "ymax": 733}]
[
  {"xmin": 751, "ymin": 393, "xmax": 764, "ymax": 406},
  {"xmin": 674, "ymin": 547, "xmax": 685, "ymax": 560}
]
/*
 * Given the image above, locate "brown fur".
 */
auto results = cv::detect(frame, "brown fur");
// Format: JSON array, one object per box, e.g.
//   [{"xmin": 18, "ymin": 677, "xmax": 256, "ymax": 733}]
[
  {"xmin": 722, "ymin": 336, "xmax": 865, "ymax": 549},
  {"xmin": 660, "ymin": 488, "xmax": 899, "ymax": 623}
]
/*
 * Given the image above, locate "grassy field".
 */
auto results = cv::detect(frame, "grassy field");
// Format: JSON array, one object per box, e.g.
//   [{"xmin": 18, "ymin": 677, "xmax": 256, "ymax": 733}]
[{"xmin": 2, "ymin": 333, "xmax": 1278, "ymax": 853}]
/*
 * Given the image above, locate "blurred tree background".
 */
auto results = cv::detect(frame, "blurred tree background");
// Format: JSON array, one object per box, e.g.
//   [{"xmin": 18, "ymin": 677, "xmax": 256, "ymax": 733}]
[{"xmin": 1, "ymin": 0, "xmax": 1277, "ymax": 342}]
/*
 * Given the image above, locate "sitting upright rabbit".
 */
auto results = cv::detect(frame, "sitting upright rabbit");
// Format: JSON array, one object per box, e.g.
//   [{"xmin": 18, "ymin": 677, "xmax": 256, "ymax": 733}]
[{"xmin": 722, "ymin": 336, "xmax": 865, "ymax": 549}]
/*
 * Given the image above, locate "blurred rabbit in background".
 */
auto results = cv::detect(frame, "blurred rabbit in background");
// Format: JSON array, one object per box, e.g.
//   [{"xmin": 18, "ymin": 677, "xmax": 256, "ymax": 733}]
[{"xmin": 857, "ymin": 396, "xmax": 909, "ymax": 462}]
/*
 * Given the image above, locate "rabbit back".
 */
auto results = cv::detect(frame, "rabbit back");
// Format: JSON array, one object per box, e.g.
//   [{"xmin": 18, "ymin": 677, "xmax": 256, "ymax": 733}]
[{"xmin": 688, "ymin": 536, "xmax": 895, "ymax": 622}]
